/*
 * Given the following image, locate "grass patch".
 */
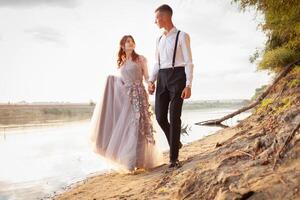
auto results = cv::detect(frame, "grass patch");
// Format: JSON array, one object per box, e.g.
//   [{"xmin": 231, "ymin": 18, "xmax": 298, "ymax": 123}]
[{"xmin": 256, "ymin": 98, "xmax": 275, "ymax": 114}]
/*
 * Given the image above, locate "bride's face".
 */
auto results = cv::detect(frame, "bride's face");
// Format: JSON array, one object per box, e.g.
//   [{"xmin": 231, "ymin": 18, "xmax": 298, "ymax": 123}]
[{"xmin": 124, "ymin": 37, "xmax": 135, "ymax": 51}]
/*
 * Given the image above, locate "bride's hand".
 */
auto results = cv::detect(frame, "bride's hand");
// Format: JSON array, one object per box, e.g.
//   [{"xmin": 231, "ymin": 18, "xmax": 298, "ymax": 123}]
[{"xmin": 148, "ymin": 82, "xmax": 155, "ymax": 95}]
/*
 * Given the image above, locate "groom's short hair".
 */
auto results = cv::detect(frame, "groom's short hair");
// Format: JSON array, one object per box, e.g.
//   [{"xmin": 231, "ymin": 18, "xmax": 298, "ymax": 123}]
[{"xmin": 155, "ymin": 4, "xmax": 173, "ymax": 16}]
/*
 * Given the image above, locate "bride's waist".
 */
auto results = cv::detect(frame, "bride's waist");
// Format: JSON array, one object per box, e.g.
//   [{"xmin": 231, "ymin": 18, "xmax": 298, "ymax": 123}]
[{"xmin": 123, "ymin": 80, "xmax": 143, "ymax": 86}]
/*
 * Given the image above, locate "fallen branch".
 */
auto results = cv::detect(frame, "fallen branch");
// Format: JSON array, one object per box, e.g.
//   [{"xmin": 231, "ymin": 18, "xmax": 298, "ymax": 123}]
[{"xmin": 196, "ymin": 59, "xmax": 300, "ymax": 126}]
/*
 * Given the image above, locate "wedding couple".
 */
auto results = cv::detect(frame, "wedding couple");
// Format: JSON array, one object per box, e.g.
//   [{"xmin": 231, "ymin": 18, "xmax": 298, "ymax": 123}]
[{"xmin": 90, "ymin": 4, "xmax": 194, "ymax": 172}]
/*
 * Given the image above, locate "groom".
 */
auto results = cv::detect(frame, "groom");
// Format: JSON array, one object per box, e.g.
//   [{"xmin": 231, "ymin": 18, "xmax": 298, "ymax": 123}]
[{"xmin": 148, "ymin": 4, "xmax": 194, "ymax": 168}]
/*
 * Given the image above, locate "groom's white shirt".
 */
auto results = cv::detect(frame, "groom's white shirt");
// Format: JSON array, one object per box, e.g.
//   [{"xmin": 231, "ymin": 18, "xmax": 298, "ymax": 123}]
[{"xmin": 149, "ymin": 27, "xmax": 194, "ymax": 87}]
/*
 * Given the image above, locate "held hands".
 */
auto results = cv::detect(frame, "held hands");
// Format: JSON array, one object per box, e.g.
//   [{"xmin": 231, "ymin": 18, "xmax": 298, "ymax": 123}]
[
  {"xmin": 148, "ymin": 82, "xmax": 191, "ymax": 98},
  {"xmin": 181, "ymin": 87, "xmax": 191, "ymax": 99},
  {"xmin": 148, "ymin": 82, "xmax": 156, "ymax": 95}
]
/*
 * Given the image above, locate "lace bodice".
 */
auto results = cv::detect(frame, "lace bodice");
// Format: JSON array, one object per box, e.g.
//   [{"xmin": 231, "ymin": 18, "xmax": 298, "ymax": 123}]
[{"xmin": 119, "ymin": 56, "xmax": 149, "ymax": 85}]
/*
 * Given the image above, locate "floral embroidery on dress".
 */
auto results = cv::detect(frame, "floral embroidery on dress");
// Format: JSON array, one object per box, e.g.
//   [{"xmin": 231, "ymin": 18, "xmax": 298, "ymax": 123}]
[{"xmin": 125, "ymin": 81, "xmax": 156, "ymax": 144}]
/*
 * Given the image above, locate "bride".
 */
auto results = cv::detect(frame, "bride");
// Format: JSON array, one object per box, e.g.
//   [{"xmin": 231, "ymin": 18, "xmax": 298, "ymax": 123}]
[{"xmin": 89, "ymin": 35, "xmax": 163, "ymax": 172}]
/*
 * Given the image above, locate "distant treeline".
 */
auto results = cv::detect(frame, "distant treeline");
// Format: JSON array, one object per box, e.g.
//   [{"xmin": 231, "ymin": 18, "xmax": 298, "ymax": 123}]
[
  {"xmin": 148, "ymin": 99, "xmax": 250, "ymax": 110},
  {"xmin": 181, "ymin": 99, "xmax": 250, "ymax": 110},
  {"xmin": 0, "ymin": 100, "xmax": 250, "ymax": 127},
  {"xmin": 0, "ymin": 104, "xmax": 95, "ymax": 126}
]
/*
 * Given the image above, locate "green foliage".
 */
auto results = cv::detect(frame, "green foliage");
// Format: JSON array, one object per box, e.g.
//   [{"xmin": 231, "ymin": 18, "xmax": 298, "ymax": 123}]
[
  {"xmin": 287, "ymin": 65, "xmax": 300, "ymax": 88},
  {"xmin": 276, "ymin": 97, "xmax": 293, "ymax": 113},
  {"xmin": 256, "ymin": 96, "xmax": 297, "ymax": 115},
  {"xmin": 258, "ymin": 47, "xmax": 299, "ymax": 70},
  {"xmin": 233, "ymin": 0, "xmax": 300, "ymax": 71},
  {"xmin": 291, "ymin": 64, "xmax": 300, "ymax": 74},
  {"xmin": 255, "ymin": 97, "xmax": 294, "ymax": 114},
  {"xmin": 288, "ymin": 78, "xmax": 300, "ymax": 88},
  {"xmin": 256, "ymin": 98, "xmax": 274, "ymax": 113},
  {"xmin": 251, "ymin": 84, "xmax": 268, "ymax": 100}
]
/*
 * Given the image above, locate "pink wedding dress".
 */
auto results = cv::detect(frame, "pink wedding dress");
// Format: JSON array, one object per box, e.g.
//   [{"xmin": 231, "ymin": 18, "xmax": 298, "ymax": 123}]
[{"xmin": 89, "ymin": 56, "xmax": 163, "ymax": 171}]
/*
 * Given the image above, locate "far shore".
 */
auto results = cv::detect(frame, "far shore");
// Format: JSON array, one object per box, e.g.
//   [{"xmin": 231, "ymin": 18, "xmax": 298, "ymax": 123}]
[
  {"xmin": 0, "ymin": 119, "xmax": 91, "ymax": 134},
  {"xmin": 0, "ymin": 103, "xmax": 95, "ymax": 129},
  {"xmin": 0, "ymin": 100, "xmax": 249, "ymax": 129}
]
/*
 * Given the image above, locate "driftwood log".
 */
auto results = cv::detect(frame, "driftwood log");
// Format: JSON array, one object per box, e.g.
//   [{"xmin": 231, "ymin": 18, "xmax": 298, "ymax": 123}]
[{"xmin": 195, "ymin": 59, "xmax": 300, "ymax": 126}]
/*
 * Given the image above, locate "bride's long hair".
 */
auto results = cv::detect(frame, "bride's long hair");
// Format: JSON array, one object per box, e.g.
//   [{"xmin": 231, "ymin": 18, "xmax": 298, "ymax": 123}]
[{"xmin": 117, "ymin": 35, "xmax": 140, "ymax": 68}]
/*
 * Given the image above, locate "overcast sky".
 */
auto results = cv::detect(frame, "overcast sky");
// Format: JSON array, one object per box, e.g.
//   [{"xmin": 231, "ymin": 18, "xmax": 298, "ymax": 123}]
[{"xmin": 0, "ymin": 0, "xmax": 271, "ymax": 103}]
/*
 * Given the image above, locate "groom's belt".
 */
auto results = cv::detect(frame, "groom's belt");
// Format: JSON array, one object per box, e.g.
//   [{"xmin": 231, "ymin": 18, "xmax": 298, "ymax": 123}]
[{"xmin": 159, "ymin": 66, "xmax": 184, "ymax": 71}]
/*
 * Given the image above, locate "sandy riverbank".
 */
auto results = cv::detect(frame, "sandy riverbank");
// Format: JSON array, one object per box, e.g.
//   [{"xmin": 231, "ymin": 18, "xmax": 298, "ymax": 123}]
[
  {"xmin": 53, "ymin": 111, "xmax": 300, "ymax": 200},
  {"xmin": 53, "ymin": 125, "xmax": 238, "ymax": 200}
]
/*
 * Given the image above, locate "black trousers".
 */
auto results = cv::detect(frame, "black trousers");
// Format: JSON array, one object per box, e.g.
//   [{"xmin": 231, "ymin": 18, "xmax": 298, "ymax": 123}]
[{"xmin": 155, "ymin": 67, "xmax": 186, "ymax": 162}]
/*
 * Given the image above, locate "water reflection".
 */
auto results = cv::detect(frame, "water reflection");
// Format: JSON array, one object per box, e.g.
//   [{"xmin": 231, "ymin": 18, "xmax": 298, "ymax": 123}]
[{"xmin": 0, "ymin": 108, "xmax": 251, "ymax": 200}]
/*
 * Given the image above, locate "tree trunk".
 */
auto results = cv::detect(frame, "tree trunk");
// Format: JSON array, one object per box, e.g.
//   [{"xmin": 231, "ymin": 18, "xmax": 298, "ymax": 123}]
[{"xmin": 195, "ymin": 59, "xmax": 300, "ymax": 126}]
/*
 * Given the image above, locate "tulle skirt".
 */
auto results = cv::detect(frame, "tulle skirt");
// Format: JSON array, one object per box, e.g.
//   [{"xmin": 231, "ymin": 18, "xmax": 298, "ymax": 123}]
[{"xmin": 89, "ymin": 75, "xmax": 163, "ymax": 171}]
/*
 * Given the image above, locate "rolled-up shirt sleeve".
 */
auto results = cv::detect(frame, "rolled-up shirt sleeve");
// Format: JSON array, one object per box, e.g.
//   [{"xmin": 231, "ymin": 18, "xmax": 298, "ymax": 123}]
[{"xmin": 181, "ymin": 33, "xmax": 194, "ymax": 87}]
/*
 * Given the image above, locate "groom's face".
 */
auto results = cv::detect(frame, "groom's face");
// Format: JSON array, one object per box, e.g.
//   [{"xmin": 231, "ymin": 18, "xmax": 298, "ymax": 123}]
[{"xmin": 155, "ymin": 11, "xmax": 164, "ymax": 29}]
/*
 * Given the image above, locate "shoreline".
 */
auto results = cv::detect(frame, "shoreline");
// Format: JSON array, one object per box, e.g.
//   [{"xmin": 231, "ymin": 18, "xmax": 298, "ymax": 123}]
[
  {"xmin": 0, "ymin": 108, "xmax": 250, "ymax": 200},
  {"xmin": 52, "ymin": 126, "xmax": 238, "ymax": 200},
  {"xmin": 52, "ymin": 106, "xmax": 300, "ymax": 200}
]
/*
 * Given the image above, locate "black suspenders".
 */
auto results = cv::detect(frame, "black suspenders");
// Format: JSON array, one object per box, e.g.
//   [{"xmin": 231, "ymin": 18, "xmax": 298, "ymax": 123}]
[
  {"xmin": 158, "ymin": 35, "xmax": 162, "ymax": 68},
  {"xmin": 158, "ymin": 30, "xmax": 181, "ymax": 69},
  {"xmin": 172, "ymin": 30, "xmax": 181, "ymax": 68}
]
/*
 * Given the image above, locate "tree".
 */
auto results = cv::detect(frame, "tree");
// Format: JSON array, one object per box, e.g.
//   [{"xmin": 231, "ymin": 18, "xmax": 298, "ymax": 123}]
[
  {"xmin": 196, "ymin": 0, "xmax": 300, "ymax": 126},
  {"xmin": 233, "ymin": 0, "xmax": 300, "ymax": 71}
]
